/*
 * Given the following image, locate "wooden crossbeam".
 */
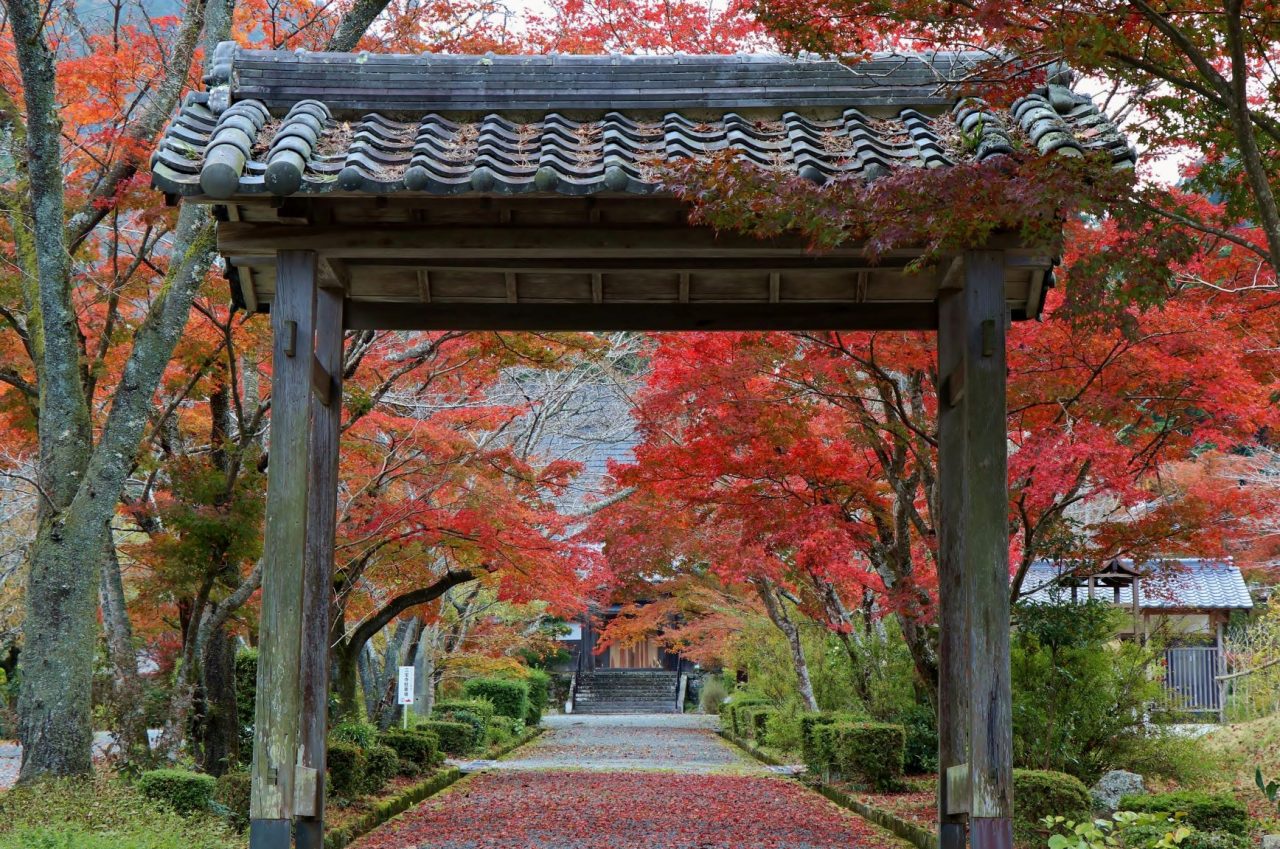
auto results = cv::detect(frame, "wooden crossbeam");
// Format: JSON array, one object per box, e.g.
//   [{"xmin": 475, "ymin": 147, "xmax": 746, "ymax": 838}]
[{"xmin": 343, "ymin": 301, "xmax": 939, "ymax": 332}]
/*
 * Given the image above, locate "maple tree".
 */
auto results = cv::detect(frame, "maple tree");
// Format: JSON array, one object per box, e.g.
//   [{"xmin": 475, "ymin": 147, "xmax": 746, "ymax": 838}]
[
  {"xmin": 704, "ymin": 0, "xmax": 1279, "ymax": 308},
  {"xmin": 594, "ymin": 243, "xmax": 1280, "ymax": 703}
]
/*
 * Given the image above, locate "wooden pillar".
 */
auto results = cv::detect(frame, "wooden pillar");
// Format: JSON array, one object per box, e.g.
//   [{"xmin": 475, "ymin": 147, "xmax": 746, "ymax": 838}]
[
  {"xmin": 963, "ymin": 251, "xmax": 1013, "ymax": 849},
  {"xmin": 250, "ymin": 251, "xmax": 318, "ymax": 849},
  {"xmin": 936, "ymin": 260, "xmax": 970, "ymax": 849},
  {"xmin": 936, "ymin": 250, "xmax": 1012, "ymax": 849},
  {"xmin": 295, "ymin": 282, "xmax": 345, "ymax": 849}
]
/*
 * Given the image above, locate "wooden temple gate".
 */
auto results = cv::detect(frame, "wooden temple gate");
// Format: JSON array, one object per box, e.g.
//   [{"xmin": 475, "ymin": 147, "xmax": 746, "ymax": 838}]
[{"xmin": 153, "ymin": 44, "xmax": 1135, "ymax": 849}]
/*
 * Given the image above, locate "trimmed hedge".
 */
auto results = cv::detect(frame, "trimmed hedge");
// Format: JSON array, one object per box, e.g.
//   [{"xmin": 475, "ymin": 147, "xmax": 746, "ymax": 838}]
[
  {"xmin": 799, "ymin": 712, "xmax": 864, "ymax": 775},
  {"xmin": 214, "ymin": 771, "xmax": 251, "ymax": 830},
  {"xmin": 1119, "ymin": 791, "xmax": 1249, "ymax": 836},
  {"xmin": 380, "ymin": 729, "xmax": 440, "ymax": 769},
  {"xmin": 434, "ymin": 697, "xmax": 497, "ymax": 749},
  {"xmin": 138, "ymin": 768, "xmax": 217, "ymax": 816},
  {"xmin": 1013, "ymin": 768, "xmax": 1092, "ymax": 843},
  {"xmin": 462, "ymin": 677, "xmax": 530, "ymax": 721},
  {"xmin": 364, "ymin": 744, "xmax": 399, "ymax": 793},
  {"xmin": 726, "ymin": 696, "xmax": 770, "ymax": 737},
  {"xmin": 327, "ymin": 742, "xmax": 367, "ymax": 800},
  {"xmin": 896, "ymin": 702, "xmax": 939, "ymax": 774},
  {"xmin": 434, "ymin": 697, "xmax": 497, "ymax": 723},
  {"xmin": 748, "ymin": 707, "xmax": 778, "ymax": 742},
  {"xmin": 417, "ymin": 720, "xmax": 475, "ymax": 756},
  {"xmin": 821, "ymin": 722, "xmax": 905, "ymax": 791},
  {"xmin": 525, "ymin": 669, "xmax": 551, "ymax": 726}
]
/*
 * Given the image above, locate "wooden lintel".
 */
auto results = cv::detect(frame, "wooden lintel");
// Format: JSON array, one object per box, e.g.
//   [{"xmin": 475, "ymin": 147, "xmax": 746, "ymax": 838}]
[
  {"xmin": 945, "ymin": 764, "xmax": 971, "ymax": 815},
  {"xmin": 344, "ymin": 301, "xmax": 938, "ymax": 332},
  {"xmin": 768, "ymin": 272, "xmax": 781, "ymax": 303},
  {"xmin": 678, "ymin": 273, "xmax": 690, "ymax": 303},
  {"xmin": 310, "ymin": 355, "xmax": 332, "ymax": 407},
  {"xmin": 218, "ymin": 223, "xmax": 941, "ymax": 261}
]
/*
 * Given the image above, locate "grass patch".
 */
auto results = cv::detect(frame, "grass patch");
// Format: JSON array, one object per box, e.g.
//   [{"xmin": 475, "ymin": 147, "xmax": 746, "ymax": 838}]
[{"xmin": 0, "ymin": 776, "xmax": 244, "ymax": 849}]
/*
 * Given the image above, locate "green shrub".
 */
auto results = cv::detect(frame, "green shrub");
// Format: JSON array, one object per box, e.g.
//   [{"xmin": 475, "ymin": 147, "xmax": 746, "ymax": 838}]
[
  {"xmin": 0, "ymin": 776, "xmax": 241, "ymax": 849},
  {"xmin": 748, "ymin": 707, "xmax": 777, "ymax": 741},
  {"xmin": 436, "ymin": 697, "xmax": 497, "ymax": 723},
  {"xmin": 1013, "ymin": 768, "xmax": 1092, "ymax": 844},
  {"xmin": 417, "ymin": 720, "xmax": 474, "ymax": 756},
  {"xmin": 800, "ymin": 711, "xmax": 864, "ymax": 774},
  {"xmin": 326, "ymin": 741, "xmax": 367, "ymax": 800},
  {"xmin": 462, "ymin": 677, "xmax": 530, "ymax": 721},
  {"xmin": 1042, "ymin": 811, "xmax": 1193, "ymax": 849},
  {"xmin": 524, "ymin": 669, "xmax": 551, "ymax": 726},
  {"xmin": 212, "ymin": 771, "xmax": 250, "ymax": 830},
  {"xmin": 727, "ymin": 696, "xmax": 769, "ymax": 737},
  {"xmin": 486, "ymin": 715, "xmax": 516, "ymax": 747},
  {"xmin": 363, "ymin": 744, "xmax": 399, "ymax": 793},
  {"xmin": 700, "ymin": 676, "xmax": 729, "ymax": 714},
  {"xmin": 1012, "ymin": 599, "xmax": 1163, "ymax": 781},
  {"xmin": 380, "ymin": 729, "xmax": 439, "ymax": 769},
  {"xmin": 896, "ymin": 702, "xmax": 938, "ymax": 774},
  {"xmin": 760, "ymin": 708, "xmax": 803, "ymax": 752},
  {"xmin": 329, "ymin": 720, "xmax": 377, "ymax": 749},
  {"xmin": 138, "ymin": 769, "xmax": 217, "ymax": 816},
  {"xmin": 823, "ymin": 721, "xmax": 905, "ymax": 791},
  {"xmin": 1179, "ymin": 832, "xmax": 1250, "ymax": 849},
  {"xmin": 1119, "ymin": 792, "xmax": 1249, "ymax": 836}
]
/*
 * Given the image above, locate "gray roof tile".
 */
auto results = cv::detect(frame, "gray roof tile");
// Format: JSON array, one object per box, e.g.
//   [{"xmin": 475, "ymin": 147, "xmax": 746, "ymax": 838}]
[
  {"xmin": 151, "ymin": 44, "xmax": 1136, "ymax": 200},
  {"xmin": 1022, "ymin": 559, "xmax": 1254, "ymax": 610}
]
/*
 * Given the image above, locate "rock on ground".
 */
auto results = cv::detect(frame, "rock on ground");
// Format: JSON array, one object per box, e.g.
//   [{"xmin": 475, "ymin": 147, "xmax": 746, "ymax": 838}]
[{"xmin": 1091, "ymin": 769, "xmax": 1146, "ymax": 812}]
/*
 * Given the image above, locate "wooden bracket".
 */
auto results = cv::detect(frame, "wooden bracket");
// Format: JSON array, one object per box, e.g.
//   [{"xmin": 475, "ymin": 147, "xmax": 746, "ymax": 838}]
[
  {"xmin": 293, "ymin": 765, "xmax": 319, "ymax": 817},
  {"xmin": 939, "ymin": 256, "xmax": 964, "ymax": 291},
  {"xmin": 946, "ymin": 764, "xmax": 971, "ymax": 815},
  {"xmin": 317, "ymin": 258, "xmax": 350, "ymax": 291},
  {"xmin": 311, "ymin": 356, "xmax": 332, "ymax": 406}
]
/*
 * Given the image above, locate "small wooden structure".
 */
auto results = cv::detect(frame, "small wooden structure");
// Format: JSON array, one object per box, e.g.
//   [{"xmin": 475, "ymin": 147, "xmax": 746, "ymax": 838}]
[
  {"xmin": 153, "ymin": 44, "xmax": 1134, "ymax": 849},
  {"xmin": 1024, "ymin": 558, "xmax": 1255, "ymax": 718}
]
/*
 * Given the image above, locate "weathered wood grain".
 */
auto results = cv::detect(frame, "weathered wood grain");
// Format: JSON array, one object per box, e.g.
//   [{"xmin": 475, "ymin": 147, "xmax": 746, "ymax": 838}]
[
  {"xmin": 296, "ymin": 284, "xmax": 344, "ymax": 849},
  {"xmin": 250, "ymin": 250, "xmax": 317, "ymax": 849}
]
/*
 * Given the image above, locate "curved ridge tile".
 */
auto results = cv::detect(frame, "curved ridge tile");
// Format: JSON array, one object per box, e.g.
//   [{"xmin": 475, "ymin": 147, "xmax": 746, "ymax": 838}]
[
  {"xmin": 199, "ymin": 100, "xmax": 269, "ymax": 199},
  {"xmin": 264, "ymin": 100, "xmax": 331, "ymax": 195}
]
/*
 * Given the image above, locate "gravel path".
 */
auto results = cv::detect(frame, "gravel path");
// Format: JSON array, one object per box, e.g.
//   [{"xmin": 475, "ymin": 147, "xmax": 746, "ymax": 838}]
[{"xmin": 353, "ymin": 714, "xmax": 909, "ymax": 849}]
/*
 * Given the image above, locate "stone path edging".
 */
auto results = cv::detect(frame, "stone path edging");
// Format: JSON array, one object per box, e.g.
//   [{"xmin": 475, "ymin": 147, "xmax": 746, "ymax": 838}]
[{"xmin": 719, "ymin": 729, "xmax": 936, "ymax": 849}]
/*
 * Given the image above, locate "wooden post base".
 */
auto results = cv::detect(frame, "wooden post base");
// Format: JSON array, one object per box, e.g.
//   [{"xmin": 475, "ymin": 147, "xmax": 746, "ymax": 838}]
[
  {"xmin": 248, "ymin": 818, "xmax": 291, "ymax": 849},
  {"xmin": 296, "ymin": 818, "xmax": 323, "ymax": 849},
  {"xmin": 940, "ymin": 821, "xmax": 968, "ymax": 849},
  {"xmin": 971, "ymin": 817, "xmax": 1013, "ymax": 849}
]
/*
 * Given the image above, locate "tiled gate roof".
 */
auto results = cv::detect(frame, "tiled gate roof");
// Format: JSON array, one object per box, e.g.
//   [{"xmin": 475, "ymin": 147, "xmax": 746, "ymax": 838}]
[{"xmin": 151, "ymin": 44, "xmax": 1136, "ymax": 200}]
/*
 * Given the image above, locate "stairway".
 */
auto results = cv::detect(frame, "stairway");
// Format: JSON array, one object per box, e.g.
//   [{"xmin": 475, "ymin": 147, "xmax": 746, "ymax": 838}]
[{"xmin": 573, "ymin": 669, "xmax": 680, "ymax": 714}]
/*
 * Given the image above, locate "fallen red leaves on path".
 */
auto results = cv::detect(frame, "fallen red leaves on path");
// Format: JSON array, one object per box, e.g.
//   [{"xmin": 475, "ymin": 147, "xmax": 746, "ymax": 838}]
[{"xmin": 350, "ymin": 770, "xmax": 910, "ymax": 849}]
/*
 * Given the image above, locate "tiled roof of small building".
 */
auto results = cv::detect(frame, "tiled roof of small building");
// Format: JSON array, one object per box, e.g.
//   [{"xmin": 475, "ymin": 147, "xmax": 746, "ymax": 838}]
[
  {"xmin": 151, "ymin": 44, "xmax": 1136, "ymax": 200},
  {"xmin": 1022, "ymin": 559, "xmax": 1255, "ymax": 610}
]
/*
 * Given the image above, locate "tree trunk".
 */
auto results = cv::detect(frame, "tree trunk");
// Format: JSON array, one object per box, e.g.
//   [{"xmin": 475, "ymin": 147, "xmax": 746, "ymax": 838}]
[
  {"xmin": 756, "ymin": 578, "xmax": 819, "ymax": 711},
  {"xmin": 99, "ymin": 536, "xmax": 152, "ymax": 765},
  {"xmin": 199, "ymin": 629, "xmax": 239, "ymax": 775}
]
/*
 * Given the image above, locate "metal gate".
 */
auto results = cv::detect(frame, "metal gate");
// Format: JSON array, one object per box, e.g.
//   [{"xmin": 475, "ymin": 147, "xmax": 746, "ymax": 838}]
[{"xmin": 1163, "ymin": 646, "xmax": 1222, "ymax": 715}]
